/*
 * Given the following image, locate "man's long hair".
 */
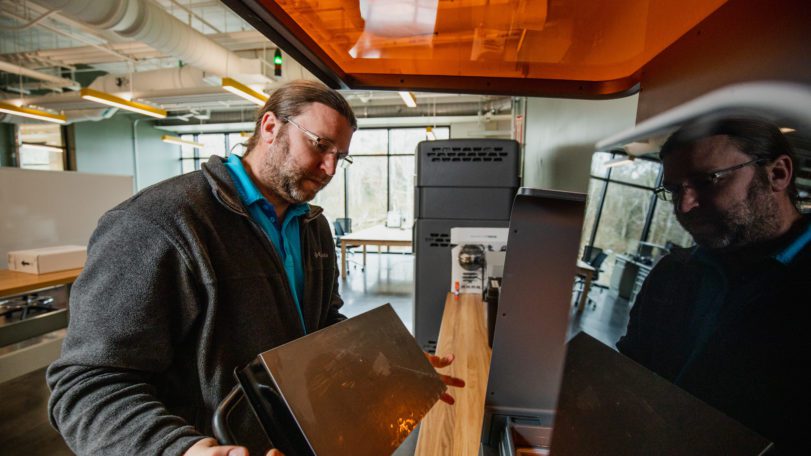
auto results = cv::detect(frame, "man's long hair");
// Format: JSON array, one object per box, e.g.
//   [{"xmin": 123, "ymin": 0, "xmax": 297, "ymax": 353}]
[{"xmin": 244, "ymin": 80, "xmax": 357, "ymax": 155}]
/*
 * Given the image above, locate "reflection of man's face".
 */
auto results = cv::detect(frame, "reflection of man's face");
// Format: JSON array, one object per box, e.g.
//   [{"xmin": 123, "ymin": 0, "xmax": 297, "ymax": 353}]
[
  {"xmin": 663, "ymin": 136, "xmax": 780, "ymax": 251},
  {"xmin": 258, "ymin": 102, "xmax": 353, "ymax": 204}
]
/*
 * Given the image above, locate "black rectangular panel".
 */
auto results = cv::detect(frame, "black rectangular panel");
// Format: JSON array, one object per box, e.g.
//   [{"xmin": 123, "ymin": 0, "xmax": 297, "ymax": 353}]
[
  {"xmin": 415, "ymin": 187, "xmax": 517, "ymax": 220},
  {"xmin": 416, "ymin": 139, "xmax": 520, "ymax": 187}
]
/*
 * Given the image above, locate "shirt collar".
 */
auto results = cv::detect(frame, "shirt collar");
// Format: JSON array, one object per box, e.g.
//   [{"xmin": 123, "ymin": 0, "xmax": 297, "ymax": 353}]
[
  {"xmin": 774, "ymin": 217, "xmax": 811, "ymax": 264},
  {"xmin": 224, "ymin": 154, "xmax": 309, "ymax": 218},
  {"xmin": 225, "ymin": 154, "xmax": 263, "ymax": 205}
]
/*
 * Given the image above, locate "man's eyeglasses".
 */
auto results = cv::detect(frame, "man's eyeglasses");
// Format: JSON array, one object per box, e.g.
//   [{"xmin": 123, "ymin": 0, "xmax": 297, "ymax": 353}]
[
  {"xmin": 654, "ymin": 157, "xmax": 768, "ymax": 202},
  {"xmin": 283, "ymin": 116, "xmax": 353, "ymax": 167}
]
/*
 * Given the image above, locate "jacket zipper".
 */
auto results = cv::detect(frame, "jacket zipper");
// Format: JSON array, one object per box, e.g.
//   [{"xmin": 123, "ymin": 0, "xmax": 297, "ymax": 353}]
[{"xmin": 215, "ymin": 188, "xmax": 308, "ymax": 336}]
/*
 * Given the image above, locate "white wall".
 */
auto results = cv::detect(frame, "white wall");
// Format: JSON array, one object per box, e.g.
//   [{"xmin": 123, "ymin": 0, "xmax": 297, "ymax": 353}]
[
  {"xmin": 523, "ymin": 94, "xmax": 639, "ymax": 192},
  {"xmin": 0, "ymin": 167, "xmax": 132, "ymax": 268}
]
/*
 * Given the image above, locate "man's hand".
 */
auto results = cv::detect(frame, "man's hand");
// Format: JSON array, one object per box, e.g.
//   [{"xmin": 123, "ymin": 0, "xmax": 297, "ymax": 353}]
[
  {"xmin": 425, "ymin": 353, "xmax": 466, "ymax": 405},
  {"xmin": 183, "ymin": 438, "xmax": 285, "ymax": 456}
]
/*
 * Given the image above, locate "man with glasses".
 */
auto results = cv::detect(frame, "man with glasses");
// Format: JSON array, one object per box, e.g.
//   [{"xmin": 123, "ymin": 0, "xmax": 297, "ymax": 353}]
[
  {"xmin": 617, "ymin": 117, "xmax": 810, "ymax": 452},
  {"xmin": 47, "ymin": 80, "xmax": 461, "ymax": 456}
]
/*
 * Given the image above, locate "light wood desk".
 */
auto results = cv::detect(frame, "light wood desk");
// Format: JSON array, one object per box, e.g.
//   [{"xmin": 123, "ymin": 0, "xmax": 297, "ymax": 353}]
[
  {"xmin": 575, "ymin": 260, "xmax": 596, "ymax": 313},
  {"xmin": 415, "ymin": 293, "xmax": 492, "ymax": 455},
  {"xmin": 339, "ymin": 225, "xmax": 412, "ymax": 279},
  {"xmin": 0, "ymin": 268, "xmax": 82, "ymax": 297}
]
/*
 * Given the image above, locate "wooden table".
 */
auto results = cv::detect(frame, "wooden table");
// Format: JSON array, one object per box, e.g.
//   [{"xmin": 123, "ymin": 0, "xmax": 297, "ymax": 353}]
[
  {"xmin": 415, "ymin": 293, "xmax": 492, "ymax": 455},
  {"xmin": 0, "ymin": 268, "xmax": 82, "ymax": 297},
  {"xmin": 575, "ymin": 260, "xmax": 596, "ymax": 313},
  {"xmin": 339, "ymin": 225, "xmax": 412, "ymax": 279}
]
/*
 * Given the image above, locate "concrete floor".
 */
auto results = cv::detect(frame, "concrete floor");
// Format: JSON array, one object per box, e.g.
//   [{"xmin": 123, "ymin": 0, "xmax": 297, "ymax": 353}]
[{"xmin": 338, "ymin": 250, "xmax": 416, "ymax": 333}]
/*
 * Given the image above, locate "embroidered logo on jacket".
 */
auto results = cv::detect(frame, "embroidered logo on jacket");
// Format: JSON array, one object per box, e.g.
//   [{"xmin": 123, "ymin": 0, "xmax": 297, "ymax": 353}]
[{"xmin": 314, "ymin": 251, "xmax": 330, "ymax": 259}]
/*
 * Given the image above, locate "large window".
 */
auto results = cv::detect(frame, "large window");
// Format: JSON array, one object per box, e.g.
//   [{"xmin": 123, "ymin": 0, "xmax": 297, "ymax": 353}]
[
  {"xmin": 647, "ymin": 199, "xmax": 694, "ymax": 249},
  {"xmin": 180, "ymin": 133, "xmax": 242, "ymax": 173},
  {"xmin": 581, "ymin": 151, "xmax": 694, "ymax": 286},
  {"xmin": 313, "ymin": 126, "xmax": 449, "ymax": 232},
  {"xmin": 18, "ymin": 124, "xmax": 66, "ymax": 170}
]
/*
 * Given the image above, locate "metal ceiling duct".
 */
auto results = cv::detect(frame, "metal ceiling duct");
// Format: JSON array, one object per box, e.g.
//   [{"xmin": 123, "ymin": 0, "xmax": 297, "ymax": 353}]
[
  {"xmin": 88, "ymin": 66, "xmax": 210, "ymax": 93},
  {"xmin": 0, "ymin": 60, "xmax": 78, "ymax": 90},
  {"xmin": 30, "ymin": 0, "xmax": 263, "ymax": 78}
]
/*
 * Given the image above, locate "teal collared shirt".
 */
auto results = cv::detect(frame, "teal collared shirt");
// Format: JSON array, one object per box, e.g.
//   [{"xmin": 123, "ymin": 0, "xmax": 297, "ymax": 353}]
[{"xmin": 224, "ymin": 154, "xmax": 309, "ymax": 334}]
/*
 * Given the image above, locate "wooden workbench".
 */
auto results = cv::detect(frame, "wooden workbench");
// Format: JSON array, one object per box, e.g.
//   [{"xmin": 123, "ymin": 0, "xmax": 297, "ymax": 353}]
[
  {"xmin": 0, "ymin": 268, "xmax": 82, "ymax": 297},
  {"xmin": 415, "ymin": 293, "xmax": 492, "ymax": 455}
]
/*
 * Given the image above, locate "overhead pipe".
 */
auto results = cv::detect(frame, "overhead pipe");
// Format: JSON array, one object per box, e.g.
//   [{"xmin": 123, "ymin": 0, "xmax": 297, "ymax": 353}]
[
  {"xmin": 30, "ymin": 0, "xmax": 262, "ymax": 78},
  {"xmin": 0, "ymin": 60, "xmax": 79, "ymax": 89},
  {"xmin": 88, "ymin": 66, "xmax": 210, "ymax": 93}
]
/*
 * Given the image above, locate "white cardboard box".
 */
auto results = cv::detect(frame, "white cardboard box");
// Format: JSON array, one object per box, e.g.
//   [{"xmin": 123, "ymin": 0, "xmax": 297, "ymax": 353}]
[{"xmin": 8, "ymin": 245, "xmax": 87, "ymax": 274}]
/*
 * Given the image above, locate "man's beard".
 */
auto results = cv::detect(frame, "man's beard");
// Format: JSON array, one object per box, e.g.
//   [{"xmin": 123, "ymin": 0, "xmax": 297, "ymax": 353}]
[
  {"xmin": 676, "ymin": 173, "xmax": 781, "ymax": 251},
  {"xmin": 258, "ymin": 130, "xmax": 331, "ymax": 204}
]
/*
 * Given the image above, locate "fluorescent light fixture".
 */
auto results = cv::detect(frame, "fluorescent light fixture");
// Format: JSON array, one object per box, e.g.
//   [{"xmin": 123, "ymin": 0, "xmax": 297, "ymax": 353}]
[
  {"xmin": 21, "ymin": 142, "xmax": 64, "ymax": 152},
  {"xmin": 0, "ymin": 101, "xmax": 67, "ymax": 124},
  {"xmin": 80, "ymin": 88, "xmax": 167, "ymax": 119},
  {"xmin": 398, "ymin": 91, "xmax": 417, "ymax": 108},
  {"xmin": 604, "ymin": 156, "xmax": 635, "ymax": 168},
  {"xmin": 780, "ymin": 127, "xmax": 796, "ymax": 133},
  {"xmin": 425, "ymin": 126, "xmax": 436, "ymax": 140},
  {"xmin": 161, "ymin": 135, "xmax": 204, "ymax": 148},
  {"xmin": 222, "ymin": 77, "xmax": 268, "ymax": 106}
]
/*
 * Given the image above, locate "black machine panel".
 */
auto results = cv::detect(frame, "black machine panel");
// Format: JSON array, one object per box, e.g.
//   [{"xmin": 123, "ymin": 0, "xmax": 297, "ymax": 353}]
[{"xmin": 416, "ymin": 139, "xmax": 521, "ymax": 188}]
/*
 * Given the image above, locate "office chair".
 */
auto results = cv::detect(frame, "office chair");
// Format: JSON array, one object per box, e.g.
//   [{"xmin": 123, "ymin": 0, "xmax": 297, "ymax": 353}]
[
  {"xmin": 581, "ymin": 245, "xmax": 603, "ymax": 263},
  {"xmin": 335, "ymin": 217, "xmax": 352, "ymax": 235},
  {"xmin": 573, "ymin": 247, "xmax": 608, "ymax": 309},
  {"xmin": 333, "ymin": 218, "xmax": 364, "ymax": 274}
]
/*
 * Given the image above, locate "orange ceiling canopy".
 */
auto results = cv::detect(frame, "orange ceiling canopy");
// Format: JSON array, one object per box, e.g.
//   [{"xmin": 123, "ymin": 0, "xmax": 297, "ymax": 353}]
[{"xmin": 228, "ymin": 0, "xmax": 726, "ymax": 97}]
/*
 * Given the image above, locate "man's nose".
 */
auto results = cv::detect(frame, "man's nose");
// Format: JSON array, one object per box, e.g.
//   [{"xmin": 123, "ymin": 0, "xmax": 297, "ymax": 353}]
[
  {"xmin": 321, "ymin": 152, "xmax": 338, "ymax": 177},
  {"xmin": 676, "ymin": 186, "xmax": 699, "ymax": 214}
]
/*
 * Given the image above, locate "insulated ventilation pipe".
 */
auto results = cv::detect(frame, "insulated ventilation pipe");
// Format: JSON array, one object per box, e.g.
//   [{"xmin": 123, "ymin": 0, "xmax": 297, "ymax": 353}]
[{"xmin": 30, "ymin": 0, "xmax": 262, "ymax": 78}]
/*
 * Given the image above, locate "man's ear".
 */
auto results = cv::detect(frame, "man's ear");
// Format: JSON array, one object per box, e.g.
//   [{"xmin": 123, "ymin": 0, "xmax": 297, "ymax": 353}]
[
  {"xmin": 259, "ymin": 111, "xmax": 281, "ymax": 145},
  {"xmin": 768, "ymin": 154, "xmax": 793, "ymax": 193}
]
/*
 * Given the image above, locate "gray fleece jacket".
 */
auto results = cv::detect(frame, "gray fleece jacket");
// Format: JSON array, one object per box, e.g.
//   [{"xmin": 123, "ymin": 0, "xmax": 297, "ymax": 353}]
[{"xmin": 47, "ymin": 156, "xmax": 345, "ymax": 455}]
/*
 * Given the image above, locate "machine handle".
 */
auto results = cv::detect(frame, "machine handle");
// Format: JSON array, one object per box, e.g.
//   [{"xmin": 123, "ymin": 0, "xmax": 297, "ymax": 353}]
[{"xmin": 212, "ymin": 384, "xmax": 244, "ymax": 445}]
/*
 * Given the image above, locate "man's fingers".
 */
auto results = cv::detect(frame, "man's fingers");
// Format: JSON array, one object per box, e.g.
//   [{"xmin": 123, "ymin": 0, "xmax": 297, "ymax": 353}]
[
  {"xmin": 438, "ymin": 373, "xmax": 466, "ymax": 388},
  {"xmin": 426, "ymin": 351, "xmax": 465, "ymax": 406},
  {"xmin": 440, "ymin": 392, "xmax": 456, "ymax": 405},
  {"xmin": 266, "ymin": 450, "xmax": 285, "ymax": 456},
  {"xmin": 183, "ymin": 438, "xmax": 250, "ymax": 456},
  {"xmin": 425, "ymin": 352, "xmax": 455, "ymax": 368}
]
